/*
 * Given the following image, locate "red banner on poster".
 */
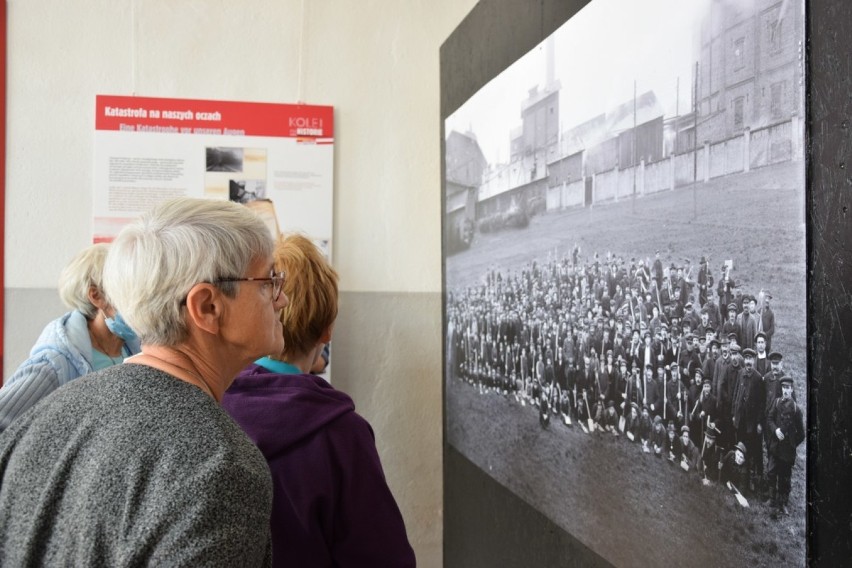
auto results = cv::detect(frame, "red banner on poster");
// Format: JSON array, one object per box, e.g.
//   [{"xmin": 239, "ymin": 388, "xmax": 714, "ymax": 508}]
[{"xmin": 95, "ymin": 95, "xmax": 333, "ymax": 139}]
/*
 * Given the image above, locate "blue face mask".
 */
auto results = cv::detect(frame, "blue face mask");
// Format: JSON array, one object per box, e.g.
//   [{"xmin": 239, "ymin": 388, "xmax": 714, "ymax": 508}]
[{"xmin": 105, "ymin": 312, "xmax": 138, "ymax": 343}]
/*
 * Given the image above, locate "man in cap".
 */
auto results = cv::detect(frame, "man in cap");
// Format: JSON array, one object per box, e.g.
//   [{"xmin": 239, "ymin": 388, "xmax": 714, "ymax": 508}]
[
  {"xmin": 713, "ymin": 342, "xmax": 735, "ymax": 448},
  {"xmin": 661, "ymin": 361, "xmax": 679, "ymax": 416},
  {"xmin": 639, "ymin": 329, "xmax": 657, "ymax": 373},
  {"xmin": 703, "ymin": 292, "xmax": 722, "ymax": 333},
  {"xmin": 641, "ymin": 291, "xmax": 654, "ymax": 324},
  {"xmin": 533, "ymin": 353, "xmax": 546, "ymax": 402},
  {"xmin": 657, "ymin": 323, "xmax": 676, "ymax": 367},
  {"xmin": 731, "ymin": 348, "xmax": 766, "ymax": 494},
  {"xmin": 697, "ymin": 256, "xmax": 711, "ymax": 307},
  {"xmin": 766, "ymin": 375, "xmax": 804, "ymax": 515},
  {"xmin": 675, "ymin": 265, "xmax": 691, "ymax": 316},
  {"xmin": 764, "ymin": 352, "xmax": 794, "ymax": 420},
  {"xmin": 664, "ymin": 421, "xmax": 681, "ymax": 462},
  {"xmin": 700, "ymin": 427, "xmax": 723, "ymax": 483},
  {"xmin": 563, "ymin": 353, "xmax": 578, "ymax": 423},
  {"xmin": 605, "ymin": 262, "xmax": 620, "ymax": 299},
  {"xmin": 652, "ymin": 250, "xmax": 663, "ymax": 291},
  {"xmin": 611, "ymin": 330, "xmax": 625, "ymax": 363},
  {"xmin": 677, "ymin": 333, "xmax": 701, "ymax": 388},
  {"xmin": 695, "ymin": 308, "xmax": 712, "ymax": 340},
  {"xmin": 651, "ymin": 415, "xmax": 667, "ymax": 457},
  {"xmin": 648, "ymin": 304, "xmax": 665, "ymax": 338},
  {"xmin": 669, "ymin": 315, "xmax": 682, "ymax": 347},
  {"xmin": 732, "ymin": 282, "xmax": 745, "ymax": 314},
  {"xmin": 729, "ymin": 343, "xmax": 743, "ymax": 369},
  {"xmin": 624, "ymin": 367, "xmax": 643, "ymax": 416},
  {"xmin": 691, "ymin": 376, "xmax": 718, "ymax": 441},
  {"xmin": 712, "ymin": 341, "xmax": 730, "ymax": 399},
  {"xmin": 544, "ymin": 355, "xmax": 556, "ymax": 392},
  {"xmin": 601, "ymin": 350, "xmax": 616, "ymax": 402},
  {"xmin": 716, "ymin": 263, "xmax": 735, "ymax": 310},
  {"xmin": 636, "ymin": 404, "xmax": 653, "ymax": 451},
  {"xmin": 720, "ymin": 441, "xmax": 749, "ymax": 493},
  {"xmin": 612, "ymin": 357, "xmax": 629, "ymax": 414},
  {"xmin": 696, "ymin": 334, "xmax": 709, "ymax": 367},
  {"xmin": 562, "ymin": 329, "xmax": 577, "ymax": 366},
  {"xmin": 538, "ymin": 377, "xmax": 552, "ymax": 429},
  {"xmin": 554, "ymin": 346, "xmax": 566, "ymax": 391},
  {"xmin": 680, "ymin": 425, "xmax": 701, "ymax": 472},
  {"xmin": 758, "ymin": 292, "xmax": 776, "ymax": 351},
  {"xmin": 721, "ymin": 304, "xmax": 740, "ymax": 346},
  {"xmin": 661, "ymin": 365, "xmax": 681, "ymax": 427},
  {"xmin": 519, "ymin": 347, "xmax": 531, "ymax": 394},
  {"xmin": 575, "ymin": 356, "xmax": 595, "ymax": 425},
  {"xmin": 622, "ymin": 287, "xmax": 640, "ymax": 329},
  {"xmin": 623, "ymin": 400, "xmax": 640, "ymax": 440},
  {"xmin": 754, "ymin": 331, "xmax": 771, "ymax": 377},
  {"xmin": 686, "ymin": 369, "xmax": 706, "ymax": 445},
  {"xmin": 682, "ymin": 302, "xmax": 701, "ymax": 335},
  {"xmin": 644, "ymin": 364, "xmax": 662, "ymax": 419},
  {"xmin": 702, "ymin": 338, "xmax": 721, "ymax": 387},
  {"xmin": 678, "ymin": 320, "xmax": 694, "ymax": 352},
  {"xmin": 659, "ymin": 271, "xmax": 675, "ymax": 320},
  {"xmin": 600, "ymin": 399, "xmax": 619, "ymax": 434},
  {"xmin": 512, "ymin": 369, "xmax": 525, "ymax": 403},
  {"xmin": 635, "ymin": 261, "xmax": 651, "ymax": 297},
  {"xmin": 760, "ymin": 351, "xmax": 792, "ymax": 498},
  {"xmin": 737, "ymin": 296, "xmax": 760, "ymax": 351}
]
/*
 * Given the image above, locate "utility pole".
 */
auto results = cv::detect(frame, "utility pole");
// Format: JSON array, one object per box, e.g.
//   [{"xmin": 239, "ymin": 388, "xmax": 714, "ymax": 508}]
[
  {"xmin": 632, "ymin": 79, "xmax": 637, "ymax": 215},
  {"xmin": 675, "ymin": 76, "xmax": 679, "ymax": 168},
  {"xmin": 692, "ymin": 62, "xmax": 698, "ymax": 220}
]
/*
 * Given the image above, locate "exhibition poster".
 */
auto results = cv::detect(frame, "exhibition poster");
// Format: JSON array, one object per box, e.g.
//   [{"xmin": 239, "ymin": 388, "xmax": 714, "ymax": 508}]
[{"xmin": 93, "ymin": 95, "xmax": 333, "ymax": 253}]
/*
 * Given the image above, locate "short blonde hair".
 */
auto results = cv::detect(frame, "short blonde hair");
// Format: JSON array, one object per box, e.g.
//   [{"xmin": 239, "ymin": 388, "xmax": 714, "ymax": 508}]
[
  {"xmin": 275, "ymin": 234, "xmax": 338, "ymax": 360},
  {"xmin": 58, "ymin": 243, "xmax": 110, "ymax": 319}
]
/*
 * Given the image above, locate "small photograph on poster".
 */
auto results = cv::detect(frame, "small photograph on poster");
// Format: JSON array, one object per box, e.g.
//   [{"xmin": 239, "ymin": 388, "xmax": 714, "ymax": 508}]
[
  {"xmin": 206, "ymin": 147, "xmax": 244, "ymax": 172},
  {"xmin": 443, "ymin": 0, "xmax": 806, "ymax": 567},
  {"xmin": 229, "ymin": 179, "xmax": 267, "ymax": 204},
  {"xmin": 204, "ymin": 148, "xmax": 267, "ymax": 200}
]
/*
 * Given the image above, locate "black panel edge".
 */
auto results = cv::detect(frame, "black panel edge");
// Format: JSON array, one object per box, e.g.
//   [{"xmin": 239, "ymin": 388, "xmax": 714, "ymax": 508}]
[{"xmin": 806, "ymin": 0, "xmax": 852, "ymax": 566}]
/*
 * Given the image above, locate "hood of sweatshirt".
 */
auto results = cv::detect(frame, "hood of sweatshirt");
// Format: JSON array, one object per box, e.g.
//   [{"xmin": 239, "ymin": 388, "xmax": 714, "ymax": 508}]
[{"xmin": 222, "ymin": 363, "xmax": 355, "ymax": 460}]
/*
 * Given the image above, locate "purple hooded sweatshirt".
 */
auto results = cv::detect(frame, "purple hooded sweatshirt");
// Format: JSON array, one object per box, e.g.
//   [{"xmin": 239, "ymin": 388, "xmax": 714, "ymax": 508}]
[{"xmin": 222, "ymin": 359, "xmax": 416, "ymax": 568}]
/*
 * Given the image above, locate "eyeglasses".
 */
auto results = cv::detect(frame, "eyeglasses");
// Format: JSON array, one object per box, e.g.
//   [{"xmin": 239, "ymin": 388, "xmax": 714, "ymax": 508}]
[{"xmin": 213, "ymin": 270, "xmax": 286, "ymax": 302}]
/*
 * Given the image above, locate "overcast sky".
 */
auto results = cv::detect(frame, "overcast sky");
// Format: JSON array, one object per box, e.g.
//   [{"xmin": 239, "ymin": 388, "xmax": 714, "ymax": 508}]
[{"xmin": 446, "ymin": 0, "xmax": 712, "ymax": 165}]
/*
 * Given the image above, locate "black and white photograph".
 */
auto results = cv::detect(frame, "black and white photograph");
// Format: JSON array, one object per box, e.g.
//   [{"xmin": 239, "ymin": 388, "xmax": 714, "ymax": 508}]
[
  {"xmin": 443, "ymin": 0, "xmax": 806, "ymax": 566},
  {"xmin": 228, "ymin": 178, "xmax": 267, "ymax": 203},
  {"xmin": 205, "ymin": 146, "xmax": 244, "ymax": 172}
]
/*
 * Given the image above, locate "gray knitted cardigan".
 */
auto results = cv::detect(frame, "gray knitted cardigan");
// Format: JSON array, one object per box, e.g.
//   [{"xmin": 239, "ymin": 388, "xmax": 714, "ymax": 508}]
[{"xmin": 0, "ymin": 364, "xmax": 273, "ymax": 567}]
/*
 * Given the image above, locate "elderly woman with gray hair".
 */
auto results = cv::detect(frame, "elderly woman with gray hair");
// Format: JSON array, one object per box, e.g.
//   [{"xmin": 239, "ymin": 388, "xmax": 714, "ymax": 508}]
[
  {"xmin": 0, "ymin": 242, "xmax": 141, "ymax": 432},
  {"xmin": 0, "ymin": 197, "xmax": 287, "ymax": 567}
]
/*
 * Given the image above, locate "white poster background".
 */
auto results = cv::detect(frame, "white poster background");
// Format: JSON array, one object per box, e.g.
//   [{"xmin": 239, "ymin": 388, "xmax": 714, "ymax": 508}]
[{"xmin": 93, "ymin": 96, "xmax": 333, "ymax": 256}]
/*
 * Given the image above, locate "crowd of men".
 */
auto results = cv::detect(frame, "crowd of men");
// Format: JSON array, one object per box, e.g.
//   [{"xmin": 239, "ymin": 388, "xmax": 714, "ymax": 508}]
[{"xmin": 447, "ymin": 248, "xmax": 805, "ymax": 516}]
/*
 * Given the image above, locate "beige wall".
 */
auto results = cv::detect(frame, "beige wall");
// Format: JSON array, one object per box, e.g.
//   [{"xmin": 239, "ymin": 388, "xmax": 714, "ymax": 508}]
[{"xmin": 4, "ymin": 1, "xmax": 478, "ymax": 565}]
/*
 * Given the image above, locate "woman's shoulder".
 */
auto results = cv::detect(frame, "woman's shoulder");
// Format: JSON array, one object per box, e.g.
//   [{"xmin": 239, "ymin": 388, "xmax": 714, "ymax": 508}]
[
  {"xmin": 76, "ymin": 365, "xmax": 268, "ymax": 466},
  {"xmin": 19, "ymin": 311, "xmax": 92, "ymax": 377}
]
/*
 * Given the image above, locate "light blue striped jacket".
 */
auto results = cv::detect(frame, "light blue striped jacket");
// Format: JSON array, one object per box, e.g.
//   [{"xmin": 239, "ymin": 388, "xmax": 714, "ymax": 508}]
[{"xmin": 0, "ymin": 310, "xmax": 140, "ymax": 433}]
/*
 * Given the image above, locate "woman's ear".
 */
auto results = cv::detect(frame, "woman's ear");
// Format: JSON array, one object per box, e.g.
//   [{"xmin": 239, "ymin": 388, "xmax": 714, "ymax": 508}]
[
  {"xmin": 87, "ymin": 286, "xmax": 112, "ymax": 314},
  {"xmin": 184, "ymin": 284, "xmax": 222, "ymax": 335},
  {"xmin": 319, "ymin": 322, "xmax": 335, "ymax": 344}
]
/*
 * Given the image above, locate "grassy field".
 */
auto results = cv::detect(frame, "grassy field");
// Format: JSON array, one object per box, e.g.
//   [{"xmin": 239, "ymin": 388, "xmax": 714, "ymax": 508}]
[{"xmin": 445, "ymin": 159, "xmax": 807, "ymax": 567}]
